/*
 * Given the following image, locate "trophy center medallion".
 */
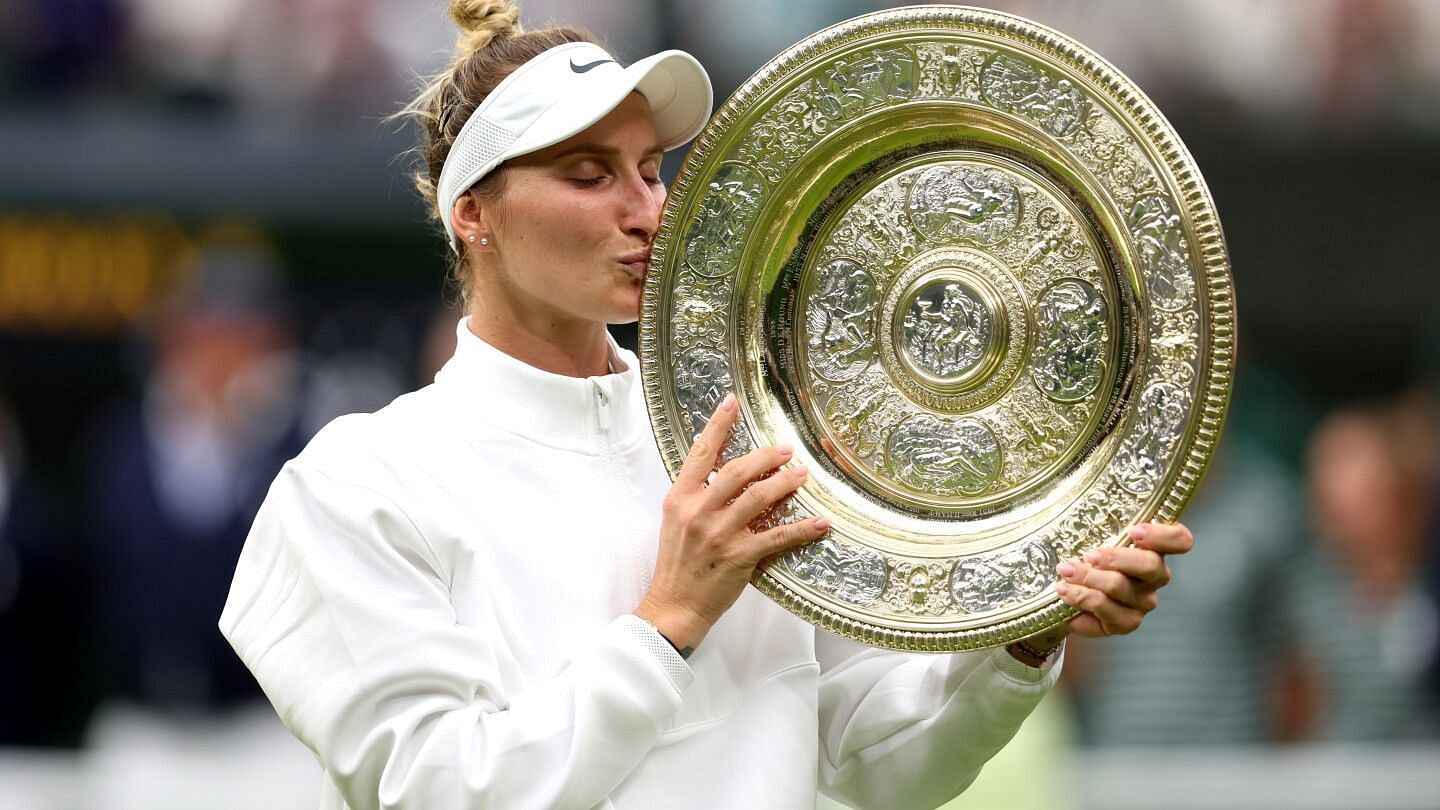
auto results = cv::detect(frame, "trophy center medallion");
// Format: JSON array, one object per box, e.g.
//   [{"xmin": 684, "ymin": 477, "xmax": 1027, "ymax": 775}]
[{"xmin": 895, "ymin": 272, "xmax": 1004, "ymax": 392}]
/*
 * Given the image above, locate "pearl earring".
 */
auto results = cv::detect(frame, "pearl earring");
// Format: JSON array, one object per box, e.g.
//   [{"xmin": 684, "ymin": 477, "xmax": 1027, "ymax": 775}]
[
  {"xmin": 467, "ymin": 235, "xmax": 476, "ymax": 243},
  {"xmin": 480, "ymin": 237, "xmax": 489, "ymax": 246}
]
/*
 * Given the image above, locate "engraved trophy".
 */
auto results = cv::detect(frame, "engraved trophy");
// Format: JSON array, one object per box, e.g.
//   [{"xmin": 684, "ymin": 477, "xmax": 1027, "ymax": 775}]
[{"xmin": 639, "ymin": 6, "xmax": 1234, "ymax": 650}]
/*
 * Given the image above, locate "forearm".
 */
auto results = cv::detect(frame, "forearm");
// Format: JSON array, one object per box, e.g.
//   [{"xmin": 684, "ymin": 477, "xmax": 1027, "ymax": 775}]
[{"xmin": 817, "ymin": 640, "xmax": 1061, "ymax": 809}]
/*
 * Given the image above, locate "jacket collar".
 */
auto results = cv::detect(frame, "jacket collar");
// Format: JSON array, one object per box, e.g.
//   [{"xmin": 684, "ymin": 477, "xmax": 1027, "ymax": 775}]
[{"xmin": 434, "ymin": 318, "xmax": 647, "ymax": 454}]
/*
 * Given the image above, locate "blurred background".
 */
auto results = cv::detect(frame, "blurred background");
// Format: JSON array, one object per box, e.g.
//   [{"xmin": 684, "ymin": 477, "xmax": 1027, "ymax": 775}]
[{"xmin": 0, "ymin": 0, "xmax": 1438, "ymax": 808}]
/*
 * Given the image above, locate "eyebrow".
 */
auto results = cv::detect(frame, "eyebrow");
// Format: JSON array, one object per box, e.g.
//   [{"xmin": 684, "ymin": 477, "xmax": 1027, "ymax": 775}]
[{"xmin": 551, "ymin": 142, "xmax": 665, "ymax": 160}]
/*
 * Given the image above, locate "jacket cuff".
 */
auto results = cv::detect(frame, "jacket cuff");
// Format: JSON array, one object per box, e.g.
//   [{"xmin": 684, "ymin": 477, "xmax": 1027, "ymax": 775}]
[
  {"xmin": 989, "ymin": 643, "xmax": 1065, "ymax": 687},
  {"xmin": 617, "ymin": 614, "xmax": 694, "ymax": 692}
]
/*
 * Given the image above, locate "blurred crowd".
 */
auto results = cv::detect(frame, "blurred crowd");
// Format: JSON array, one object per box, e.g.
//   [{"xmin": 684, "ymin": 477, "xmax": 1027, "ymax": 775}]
[
  {"xmin": 2, "ymin": 0, "xmax": 1440, "ymax": 134},
  {"xmin": 1, "ymin": 0, "xmax": 1439, "ymax": 807}
]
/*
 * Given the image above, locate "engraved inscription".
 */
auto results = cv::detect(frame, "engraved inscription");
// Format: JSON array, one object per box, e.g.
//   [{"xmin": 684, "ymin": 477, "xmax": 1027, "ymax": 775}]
[
  {"xmin": 785, "ymin": 537, "xmax": 887, "ymax": 605},
  {"xmin": 1113, "ymin": 381, "xmax": 1191, "ymax": 494},
  {"xmin": 979, "ymin": 53, "xmax": 1089, "ymax": 138},
  {"xmin": 887, "ymin": 415, "xmax": 1002, "ymax": 495},
  {"xmin": 1129, "ymin": 194, "xmax": 1196, "ymax": 311},
  {"xmin": 806, "ymin": 258, "xmax": 879, "ymax": 382},
  {"xmin": 1032, "ymin": 279, "xmax": 1107, "ymax": 401},
  {"xmin": 906, "ymin": 165, "xmax": 1021, "ymax": 245},
  {"xmin": 951, "ymin": 540, "xmax": 1059, "ymax": 613},
  {"xmin": 901, "ymin": 280, "xmax": 992, "ymax": 379}
]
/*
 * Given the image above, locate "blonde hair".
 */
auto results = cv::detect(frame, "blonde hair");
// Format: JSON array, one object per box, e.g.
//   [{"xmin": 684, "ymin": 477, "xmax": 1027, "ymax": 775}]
[{"xmin": 398, "ymin": 0, "xmax": 599, "ymax": 311}]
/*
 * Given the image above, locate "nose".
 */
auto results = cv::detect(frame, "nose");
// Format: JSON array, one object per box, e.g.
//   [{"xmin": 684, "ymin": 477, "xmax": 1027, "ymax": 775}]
[{"xmin": 617, "ymin": 171, "xmax": 663, "ymax": 242}]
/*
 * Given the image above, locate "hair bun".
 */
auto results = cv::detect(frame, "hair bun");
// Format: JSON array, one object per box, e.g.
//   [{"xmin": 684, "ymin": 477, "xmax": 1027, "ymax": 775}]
[{"xmin": 451, "ymin": 0, "xmax": 524, "ymax": 56}]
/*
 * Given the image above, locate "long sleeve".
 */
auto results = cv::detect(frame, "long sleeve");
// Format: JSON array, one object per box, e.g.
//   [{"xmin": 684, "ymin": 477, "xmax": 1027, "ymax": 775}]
[
  {"xmin": 815, "ymin": 630, "xmax": 1061, "ymax": 810},
  {"xmin": 219, "ymin": 461, "xmax": 692, "ymax": 810}
]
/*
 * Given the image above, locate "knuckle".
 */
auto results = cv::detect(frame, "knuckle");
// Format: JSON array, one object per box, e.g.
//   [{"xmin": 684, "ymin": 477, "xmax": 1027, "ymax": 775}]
[
  {"xmin": 1143, "ymin": 553, "xmax": 1165, "ymax": 579},
  {"xmin": 1141, "ymin": 592, "xmax": 1159, "ymax": 612},
  {"xmin": 738, "ymin": 485, "xmax": 768, "ymax": 512},
  {"xmin": 687, "ymin": 438, "xmax": 712, "ymax": 461},
  {"xmin": 718, "ymin": 462, "xmax": 748, "ymax": 487}
]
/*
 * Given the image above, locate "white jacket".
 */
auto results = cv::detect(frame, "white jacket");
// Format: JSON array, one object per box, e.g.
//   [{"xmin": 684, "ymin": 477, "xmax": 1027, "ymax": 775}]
[{"xmin": 220, "ymin": 320, "xmax": 1060, "ymax": 810}]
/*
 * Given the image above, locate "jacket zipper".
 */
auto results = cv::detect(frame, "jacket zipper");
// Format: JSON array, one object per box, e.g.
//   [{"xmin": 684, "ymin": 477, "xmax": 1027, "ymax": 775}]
[{"xmin": 592, "ymin": 382, "xmax": 650, "ymax": 603}]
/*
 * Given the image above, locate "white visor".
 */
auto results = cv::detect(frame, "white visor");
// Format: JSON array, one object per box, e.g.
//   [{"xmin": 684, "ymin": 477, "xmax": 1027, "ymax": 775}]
[{"xmin": 436, "ymin": 41, "xmax": 713, "ymax": 251}]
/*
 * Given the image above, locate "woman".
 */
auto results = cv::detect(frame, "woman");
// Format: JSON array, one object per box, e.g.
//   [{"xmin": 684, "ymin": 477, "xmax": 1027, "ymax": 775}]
[{"xmin": 221, "ymin": 2, "xmax": 1194, "ymax": 807}]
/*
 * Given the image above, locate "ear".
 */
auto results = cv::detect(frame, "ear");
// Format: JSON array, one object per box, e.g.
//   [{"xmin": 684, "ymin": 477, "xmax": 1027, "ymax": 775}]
[{"xmin": 449, "ymin": 191, "xmax": 494, "ymax": 249}]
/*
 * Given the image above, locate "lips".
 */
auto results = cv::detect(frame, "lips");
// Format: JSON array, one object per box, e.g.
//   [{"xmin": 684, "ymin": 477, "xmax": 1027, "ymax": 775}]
[{"xmin": 618, "ymin": 249, "xmax": 651, "ymax": 279}]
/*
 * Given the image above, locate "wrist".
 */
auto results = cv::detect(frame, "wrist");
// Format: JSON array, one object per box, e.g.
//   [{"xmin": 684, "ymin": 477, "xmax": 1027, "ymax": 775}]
[
  {"xmin": 634, "ymin": 596, "xmax": 712, "ymax": 656},
  {"xmin": 1006, "ymin": 628, "xmax": 1068, "ymax": 668}
]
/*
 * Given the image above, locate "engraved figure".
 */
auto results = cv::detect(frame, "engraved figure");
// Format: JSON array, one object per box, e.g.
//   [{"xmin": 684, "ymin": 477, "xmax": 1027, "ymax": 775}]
[
  {"xmin": 950, "ymin": 557, "xmax": 1011, "ymax": 613},
  {"xmin": 902, "ymin": 281, "xmax": 991, "ymax": 378},
  {"xmin": 950, "ymin": 541, "xmax": 1058, "ymax": 613},
  {"xmin": 823, "ymin": 379, "xmax": 893, "ymax": 459},
  {"xmin": 785, "ymin": 538, "xmax": 887, "ymax": 605},
  {"xmin": 806, "ymin": 258, "xmax": 879, "ymax": 381},
  {"xmin": 1129, "ymin": 194, "xmax": 1196, "ymax": 311},
  {"xmin": 882, "ymin": 561, "xmax": 952, "ymax": 615},
  {"xmin": 1113, "ymin": 381, "xmax": 1191, "ymax": 494},
  {"xmin": 906, "ymin": 568, "xmax": 932, "ymax": 605},
  {"xmin": 1032, "ymin": 279, "xmax": 1107, "ymax": 401},
  {"xmin": 916, "ymin": 43, "xmax": 978, "ymax": 98},
  {"xmin": 887, "ymin": 415, "xmax": 1002, "ymax": 495},
  {"xmin": 906, "ymin": 165, "xmax": 1021, "ymax": 245},
  {"xmin": 1013, "ymin": 541, "xmax": 1060, "ymax": 596},
  {"xmin": 674, "ymin": 347, "xmax": 733, "ymax": 440},
  {"xmin": 671, "ymin": 275, "xmax": 728, "ymax": 349},
  {"xmin": 979, "ymin": 53, "xmax": 1089, "ymax": 138},
  {"xmin": 816, "ymin": 49, "xmax": 917, "ymax": 121},
  {"xmin": 685, "ymin": 163, "xmax": 766, "ymax": 278}
]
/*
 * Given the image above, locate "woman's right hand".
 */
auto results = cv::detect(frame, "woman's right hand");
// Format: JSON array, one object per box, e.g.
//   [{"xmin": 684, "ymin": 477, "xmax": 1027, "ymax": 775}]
[{"xmin": 635, "ymin": 393, "xmax": 830, "ymax": 654}]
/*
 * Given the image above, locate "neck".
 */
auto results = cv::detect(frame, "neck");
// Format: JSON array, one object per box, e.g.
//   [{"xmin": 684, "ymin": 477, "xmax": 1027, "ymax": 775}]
[{"xmin": 466, "ymin": 307, "xmax": 612, "ymax": 378}]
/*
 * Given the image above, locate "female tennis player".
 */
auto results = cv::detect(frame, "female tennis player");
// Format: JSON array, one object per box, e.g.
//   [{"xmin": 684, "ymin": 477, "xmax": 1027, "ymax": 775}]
[{"xmin": 221, "ymin": 2, "xmax": 1194, "ymax": 807}]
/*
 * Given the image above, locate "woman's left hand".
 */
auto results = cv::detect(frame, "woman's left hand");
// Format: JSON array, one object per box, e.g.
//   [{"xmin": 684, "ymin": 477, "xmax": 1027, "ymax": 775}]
[{"xmin": 1056, "ymin": 521, "xmax": 1194, "ymax": 638}]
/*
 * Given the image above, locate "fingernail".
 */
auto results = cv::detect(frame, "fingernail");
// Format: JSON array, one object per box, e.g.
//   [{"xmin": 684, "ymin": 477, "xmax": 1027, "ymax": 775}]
[
  {"xmin": 1057, "ymin": 561, "xmax": 1076, "ymax": 577},
  {"xmin": 777, "ymin": 444, "xmax": 794, "ymax": 456},
  {"xmin": 792, "ymin": 464, "xmax": 809, "ymax": 479},
  {"xmin": 1130, "ymin": 524, "xmax": 1149, "ymax": 541},
  {"xmin": 721, "ymin": 393, "xmax": 737, "ymax": 412},
  {"xmin": 1054, "ymin": 583, "xmax": 1071, "ymax": 597},
  {"xmin": 1083, "ymin": 550, "xmax": 1101, "ymax": 565},
  {"xmin": 813, "ymin": 517, "xmax": 831, "ymax": 530}
]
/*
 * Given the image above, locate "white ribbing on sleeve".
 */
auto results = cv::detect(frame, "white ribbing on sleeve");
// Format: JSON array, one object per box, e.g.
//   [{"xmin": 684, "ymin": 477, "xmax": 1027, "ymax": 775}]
[{"xmin": 621, "ymin": 614, "xmax": 694, "ymax": 691}]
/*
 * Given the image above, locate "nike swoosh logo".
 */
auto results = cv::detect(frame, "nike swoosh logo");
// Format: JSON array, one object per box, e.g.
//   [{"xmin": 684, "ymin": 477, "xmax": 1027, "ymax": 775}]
[{"xmin": 570, "ymin": 58, "xmax": 615, "ymax": 74}]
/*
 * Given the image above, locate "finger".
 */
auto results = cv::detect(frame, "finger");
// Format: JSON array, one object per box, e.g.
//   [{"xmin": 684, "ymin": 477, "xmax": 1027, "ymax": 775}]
[
  {"xmin": 750, "ymin": 514, "xmax": 832, "ymax": 561},
  {"xmin": 1080, "ymin": 547, "xmax": 1169, "ymax": 587},
  {"xmin": 1130, "ymin": 522, "xmax": 1194, "ymax": 556},
  {"xmin": 1058, "ymin": 559, "xmax": 1144, "ymax": 609},
  {"xmin": 673, "ymin": 394, "xmax": 739, "ymax": 493},
  {"xmin": 720, "ymin": 463, "xmax": 809, "ymax": 529},
  {"xmin": 704, "ymin": 445, "xmax": 795, "ymax": 510},
  {"xmin": 1054, "ymin": 582, "xmax": 1144, "ymax": 636}
]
